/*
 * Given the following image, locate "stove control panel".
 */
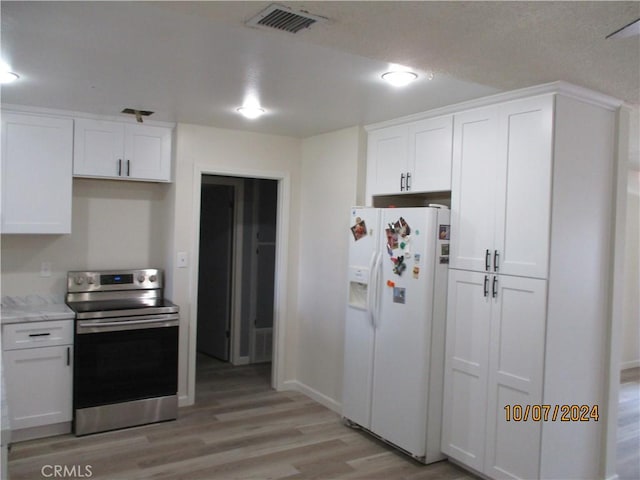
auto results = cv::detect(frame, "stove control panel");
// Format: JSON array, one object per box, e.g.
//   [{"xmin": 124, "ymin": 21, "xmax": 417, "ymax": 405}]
[{"xmin": 67, "ymin": 269, "xmax": 163, "ymax": 293}]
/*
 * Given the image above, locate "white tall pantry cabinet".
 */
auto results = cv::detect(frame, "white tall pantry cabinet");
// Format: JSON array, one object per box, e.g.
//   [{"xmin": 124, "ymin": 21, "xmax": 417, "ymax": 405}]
[{"xmin": 443, "ymin": 90, "xmax": 619, "ymax": 479}]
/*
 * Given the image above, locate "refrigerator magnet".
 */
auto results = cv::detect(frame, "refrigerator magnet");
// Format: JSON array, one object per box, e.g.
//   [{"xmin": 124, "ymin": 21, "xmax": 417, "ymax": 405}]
[
  {"xmin": 412, "ymin": 266, "xmax": 420, "ymax": 279},
  {"xmin": 414, "ymin": 253, "xmax": 421, "ymax": 263},
  {"xmin": 393, "ymin": 287, "xmax": 406, "ymax": 304},
  {"xmin": 351, "ymin": 218, "xmax": 367, "ymax": 241},
  {"xmin": 439, "ymin": 225, "xmax": 450, "ymax": 240}
]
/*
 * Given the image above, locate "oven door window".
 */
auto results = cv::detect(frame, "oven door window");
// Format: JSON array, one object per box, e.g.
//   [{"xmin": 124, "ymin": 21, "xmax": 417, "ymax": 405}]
[{"xmin": 74, "ymin": 326, "xmax": 178, "ymax": 409}]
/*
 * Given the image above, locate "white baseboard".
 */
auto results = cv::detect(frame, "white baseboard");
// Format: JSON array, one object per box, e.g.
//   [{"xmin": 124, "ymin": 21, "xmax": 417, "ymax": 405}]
[
  {"xmin": 605, "ymin": 474, "xmax": 619, "ymax": 480},
  {"xmin": 178, "ymin": 394, "xmax": 192, "ymax": 408},
  {"xmin": 621, "ymin": 359, "xmax": 640, "ymax": 370},
  {"xmin": 234, "ymin": 356, "xmax": 250, "ymax": 366},
  {"xmin": 282, "ymin": 379, "xmax": 341, "ymax": 414}
]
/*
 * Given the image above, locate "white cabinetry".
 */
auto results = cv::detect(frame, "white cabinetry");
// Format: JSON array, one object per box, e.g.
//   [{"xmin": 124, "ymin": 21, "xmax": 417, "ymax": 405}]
[
  {"xmin": 1, "ymin": 112, "xmax": 73, "ymax": 234},
  {"xmin": 449, "ymin": 96, "xmax": 553, "ymax": 279},
  {"xmin": 366, "ymin": 115, "xmax": 452, "ymax": 199},
  {"xmin": 74, "ymin": 118, "xmax": 172, "ymax": 182},
  {"xmin": 443, "ymin": 89, "xmax": 619, "ymax": 479},
  {"xmin": 442, "ymin": 270, "xmax": 546, "ymax": 479},
  {"xmin": 2, "ymin": 320, "xmax": 73, "ymax": 441}
]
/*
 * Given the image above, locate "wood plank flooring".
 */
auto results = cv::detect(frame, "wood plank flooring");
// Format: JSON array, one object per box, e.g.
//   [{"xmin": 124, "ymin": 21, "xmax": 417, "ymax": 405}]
[
  {"xmin": 6, "ymin": 358, "xmax": 639, "ymax": 479},
  {"xmin": 617, "ymin": 367, "xmax": 640, "ymax": 480}
]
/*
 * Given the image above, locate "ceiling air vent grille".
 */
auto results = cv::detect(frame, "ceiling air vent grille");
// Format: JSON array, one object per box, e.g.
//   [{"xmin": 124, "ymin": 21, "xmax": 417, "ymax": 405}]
[{"xmin": 246, "ymin": 4, "xmax": 326, "ymax": 34}]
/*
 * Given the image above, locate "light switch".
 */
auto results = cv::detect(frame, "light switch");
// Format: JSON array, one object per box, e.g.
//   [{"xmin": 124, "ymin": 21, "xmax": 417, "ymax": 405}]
[{"xmin": 177, "ymin": 251, "xmax": 188, "ymax": 268}]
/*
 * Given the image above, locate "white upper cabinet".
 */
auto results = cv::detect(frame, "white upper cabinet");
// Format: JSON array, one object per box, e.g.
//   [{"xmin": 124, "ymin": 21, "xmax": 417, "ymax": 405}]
[
  {"xmin": 449, "ymin": 95, "xmax": 553, "ymax": 279},
  {"xmin": 74, "ymin": 118, "xmax": 172, "ymax": 182},
  {"xmin": 1, "ymin": 112, "xmax": 73, "ymax": 234},
  {"xmin": 409, "ymin": 115, "xmax": 454, "ymax": 192},
  {"xmin": 366, "ymin": 124, "xmax": 409, "ymax": 195},
  {"xmin": 366, "ymin": 115, "xmax": 453, "ymax": 199},
  {"xmin": 449, "ymin": 106, "xmax": 499, "ymax": 273}
]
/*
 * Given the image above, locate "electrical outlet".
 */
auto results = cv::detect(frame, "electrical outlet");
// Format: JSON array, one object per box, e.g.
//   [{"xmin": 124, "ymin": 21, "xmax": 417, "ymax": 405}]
[
  {"xmin": 177, "ymin": 251, "xmax": 188, "ymax": 268},
  {"xmin": 40, "ymin": 262, "xmax": 52, "ymax": 277}
]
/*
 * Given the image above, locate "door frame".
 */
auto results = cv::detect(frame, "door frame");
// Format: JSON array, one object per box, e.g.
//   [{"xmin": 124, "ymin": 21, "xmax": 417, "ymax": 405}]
[
  {"xmin": 198, "ymin": 175, "xmax": 245, "ymax": 364},
  {"xmin": 189, "ymin": 165, "xmax": 290, "ymax": 399}
]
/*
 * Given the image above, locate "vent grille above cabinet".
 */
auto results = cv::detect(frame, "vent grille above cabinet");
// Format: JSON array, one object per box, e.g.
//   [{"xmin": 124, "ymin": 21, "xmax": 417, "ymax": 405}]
[{"xmin": 246, "ymin": 4, "xmax": 326, "ymax": 34}]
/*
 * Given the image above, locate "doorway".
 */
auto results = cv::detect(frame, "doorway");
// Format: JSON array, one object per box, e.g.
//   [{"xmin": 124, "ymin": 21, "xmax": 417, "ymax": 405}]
[{"xmin": 196, "ymin": 175, "xmax": 278, "ymax": 369}]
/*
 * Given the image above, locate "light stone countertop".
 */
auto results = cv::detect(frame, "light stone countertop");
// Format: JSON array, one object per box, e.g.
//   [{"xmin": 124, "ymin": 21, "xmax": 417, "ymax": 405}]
[{"xmin": 1, "ymin": 294, "xmax": 75, "ymax": 325}]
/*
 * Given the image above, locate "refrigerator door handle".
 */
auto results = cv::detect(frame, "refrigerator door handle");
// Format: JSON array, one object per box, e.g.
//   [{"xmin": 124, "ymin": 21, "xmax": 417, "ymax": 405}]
[
  {"xmin": 371, "ymin": 252, "xmax": 383, "ymax": 328},
  {"xmin": 366, "ymin": 251, "xmax": 377, "ymax": 326}
]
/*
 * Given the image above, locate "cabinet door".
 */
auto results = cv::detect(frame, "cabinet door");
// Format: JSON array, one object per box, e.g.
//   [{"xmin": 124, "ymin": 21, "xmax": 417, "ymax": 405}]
[
  {"xmin": 484, "ymin": 276, "xmax": 546, "ymax": 480},
  {"xmin": 125, "ymin": 124, "xmax": 172, "ymax": 182},
  {"xmin": 494, "ymin": 96, "xmax": 553, "ymax": 279},
  {"xmin": 3, "ymin": 345, "xmax": 72, "ymax": 430},
  {"xmin": 1, "ymin": 113, "xmax": 73, "ymax": 234},
  {"xmin": 441, "ymin": 269, "xmax": 492, "ymax": 472},
  {"xmin": 366, "ymin": 125, "xmax": 409, "ymax": 197},
  {"xmin": 449, "ymin": 106, "xmax": 499, "ymax": 272},
  {"xmin": 409, "ymin": 115, "xmax": 453, "ymax": 192},
  {"xmin": 74, "ymin": 118, "xmax": 125, "ymax": 178}
]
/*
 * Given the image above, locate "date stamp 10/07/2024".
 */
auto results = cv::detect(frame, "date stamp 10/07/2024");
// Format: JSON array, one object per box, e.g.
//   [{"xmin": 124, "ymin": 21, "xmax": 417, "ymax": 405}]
[{"xmin": 504, "ymin": 404, "xmax": 599, "ymax": 422}]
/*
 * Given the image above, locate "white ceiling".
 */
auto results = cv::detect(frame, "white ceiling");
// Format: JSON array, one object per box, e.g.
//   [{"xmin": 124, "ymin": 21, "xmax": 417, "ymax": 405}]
[{"xmin": 1, "ymin": 1, "xmax": 638, "ymax": 138}]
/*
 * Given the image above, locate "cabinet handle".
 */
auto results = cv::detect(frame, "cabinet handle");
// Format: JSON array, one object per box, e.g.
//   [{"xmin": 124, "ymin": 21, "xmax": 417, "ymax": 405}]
[
  {"xmin": 66, "ymin": 347, "xmax": 70, "ymax": 366},
  {"xmin": 492, "ymin": 276, "xmax": 498, "ymax": 298},
  {"xmin": 400, "ymin": 173, "xmax": 405, "ymax": 191},
  {"xmin": 485, "ymin": 249, "xmax": 491, "ymax": 271},
  {"xmin": 127, "ymin": 159, "xmax": 131, "ymax": 177},
  {"xmin": 406, "ymin": 172, "xmax": 411, "ymax": 191},
  {"xmin": 28, "ymin": 333, "xmax": 51, "ymax": 337},
  {"xmin": 118, "ymin": 159, "xmax": 122, "ymax": 176},
  {"xmin": 483, "ymin": 275, "xmax": 489, "ymax": 297},
  {"xmin": 494, "ymin": 250, "xmax": 500, "ymax": 272}
]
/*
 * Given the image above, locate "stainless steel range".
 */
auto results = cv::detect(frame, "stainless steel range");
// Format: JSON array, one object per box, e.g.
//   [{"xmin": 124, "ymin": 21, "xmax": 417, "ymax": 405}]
[{"xmin": 66, "ymin": 268, "xmax": 179, "ymax": 436}]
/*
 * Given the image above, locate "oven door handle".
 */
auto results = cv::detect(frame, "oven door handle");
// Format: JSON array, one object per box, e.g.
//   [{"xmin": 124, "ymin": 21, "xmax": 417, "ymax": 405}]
[{"xmin": 77, "ymin": 314, "xmax": 179, "ymax": 333}]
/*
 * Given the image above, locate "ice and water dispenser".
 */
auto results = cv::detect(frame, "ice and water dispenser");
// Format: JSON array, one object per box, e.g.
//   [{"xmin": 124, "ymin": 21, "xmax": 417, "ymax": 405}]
[{"xmin": 348, "ymin": 266, "xmax": 369, "ymax": 310}]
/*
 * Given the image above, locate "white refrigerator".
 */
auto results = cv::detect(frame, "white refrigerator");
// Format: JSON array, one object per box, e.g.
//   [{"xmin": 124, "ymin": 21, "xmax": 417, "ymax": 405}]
[{"xmin": 343, "ymin": 206, "xmax": 450, "ymax": 463}]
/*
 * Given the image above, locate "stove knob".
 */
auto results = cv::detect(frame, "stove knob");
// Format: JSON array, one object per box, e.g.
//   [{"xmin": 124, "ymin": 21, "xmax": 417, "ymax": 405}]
[
  {"xmin": 149, "ymin": 274, "xmax": 157, "ymax": 283},
  {"xmin": 137, "ymin": 274, "xmax": 146, "ymax": 283},
  {"xmin": 74, "ymin": 275, "xmax": 84, "ymax": 285}
]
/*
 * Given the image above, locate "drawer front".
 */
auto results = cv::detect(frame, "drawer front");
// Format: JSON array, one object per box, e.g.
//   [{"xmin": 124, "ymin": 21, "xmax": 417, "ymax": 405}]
[{"xmin": 2, "ymin": 320, "xmax": 73, "ymax": 350}]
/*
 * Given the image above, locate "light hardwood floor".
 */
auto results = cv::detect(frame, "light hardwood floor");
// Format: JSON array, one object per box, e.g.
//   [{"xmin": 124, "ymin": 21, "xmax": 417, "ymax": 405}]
[
  {"xmin": 6, "ymin": 358, "xmax": 639, "ymax": 479},
  {"xmin": 617, "ymin": 367, "xmax": 640, "ymax": 480}
]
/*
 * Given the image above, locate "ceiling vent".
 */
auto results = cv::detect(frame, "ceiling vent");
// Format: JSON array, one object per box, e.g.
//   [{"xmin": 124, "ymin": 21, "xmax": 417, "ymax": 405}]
[
  {"xmin": 246, "ymin": 4, "xmax": 326, "ymax": 34},
  {"xmin": 122, "ymin": 108, "xmax": 154, "ymax": 123}
]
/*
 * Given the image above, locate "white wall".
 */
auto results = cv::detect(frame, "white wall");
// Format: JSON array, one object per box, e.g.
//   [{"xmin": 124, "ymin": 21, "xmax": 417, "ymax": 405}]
[
  {"xmin": 167, "ymin": 123, "xmax": 301, "ymax": 404},
  {"xmin": 292, "ymin": 126, "xmax": 365, "ymax": 410},
  {"xmin": 1, "ymin": 178, "xmax": 170, "ymax": 297},
  {"xmin": 621, "ymin": 105, "xmax": 640, "ymax": 370}
]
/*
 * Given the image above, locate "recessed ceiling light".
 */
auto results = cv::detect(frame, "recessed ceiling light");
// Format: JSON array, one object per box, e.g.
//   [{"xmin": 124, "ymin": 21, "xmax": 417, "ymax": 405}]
[
  {"xmin": 237, "ymin": 105, "xmax": 266, "ymax": 119},
  {"xmin": 382, "ymin": 70, "xmax": 418, "ymax": 87},
  {"xmin": 0, "ymin": 71, "xmax": 19, "ymax": 84}
]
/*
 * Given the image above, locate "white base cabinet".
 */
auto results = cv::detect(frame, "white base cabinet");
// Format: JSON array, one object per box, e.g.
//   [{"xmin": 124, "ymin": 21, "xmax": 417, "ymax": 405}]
[
  {"xmin": 74, "ymin": 118, "xmax": 172, "ymax": 182},
  {"xmin": 2, "ymin": 320, "xmax": 73, "ymax": 441},
  {"xmin": 1, "ymin": 112, "xmax": 73, "ymax": 234},
  {"xmin": 442, "ymin": 270, "xmax": 546, "ymax": 479}
]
